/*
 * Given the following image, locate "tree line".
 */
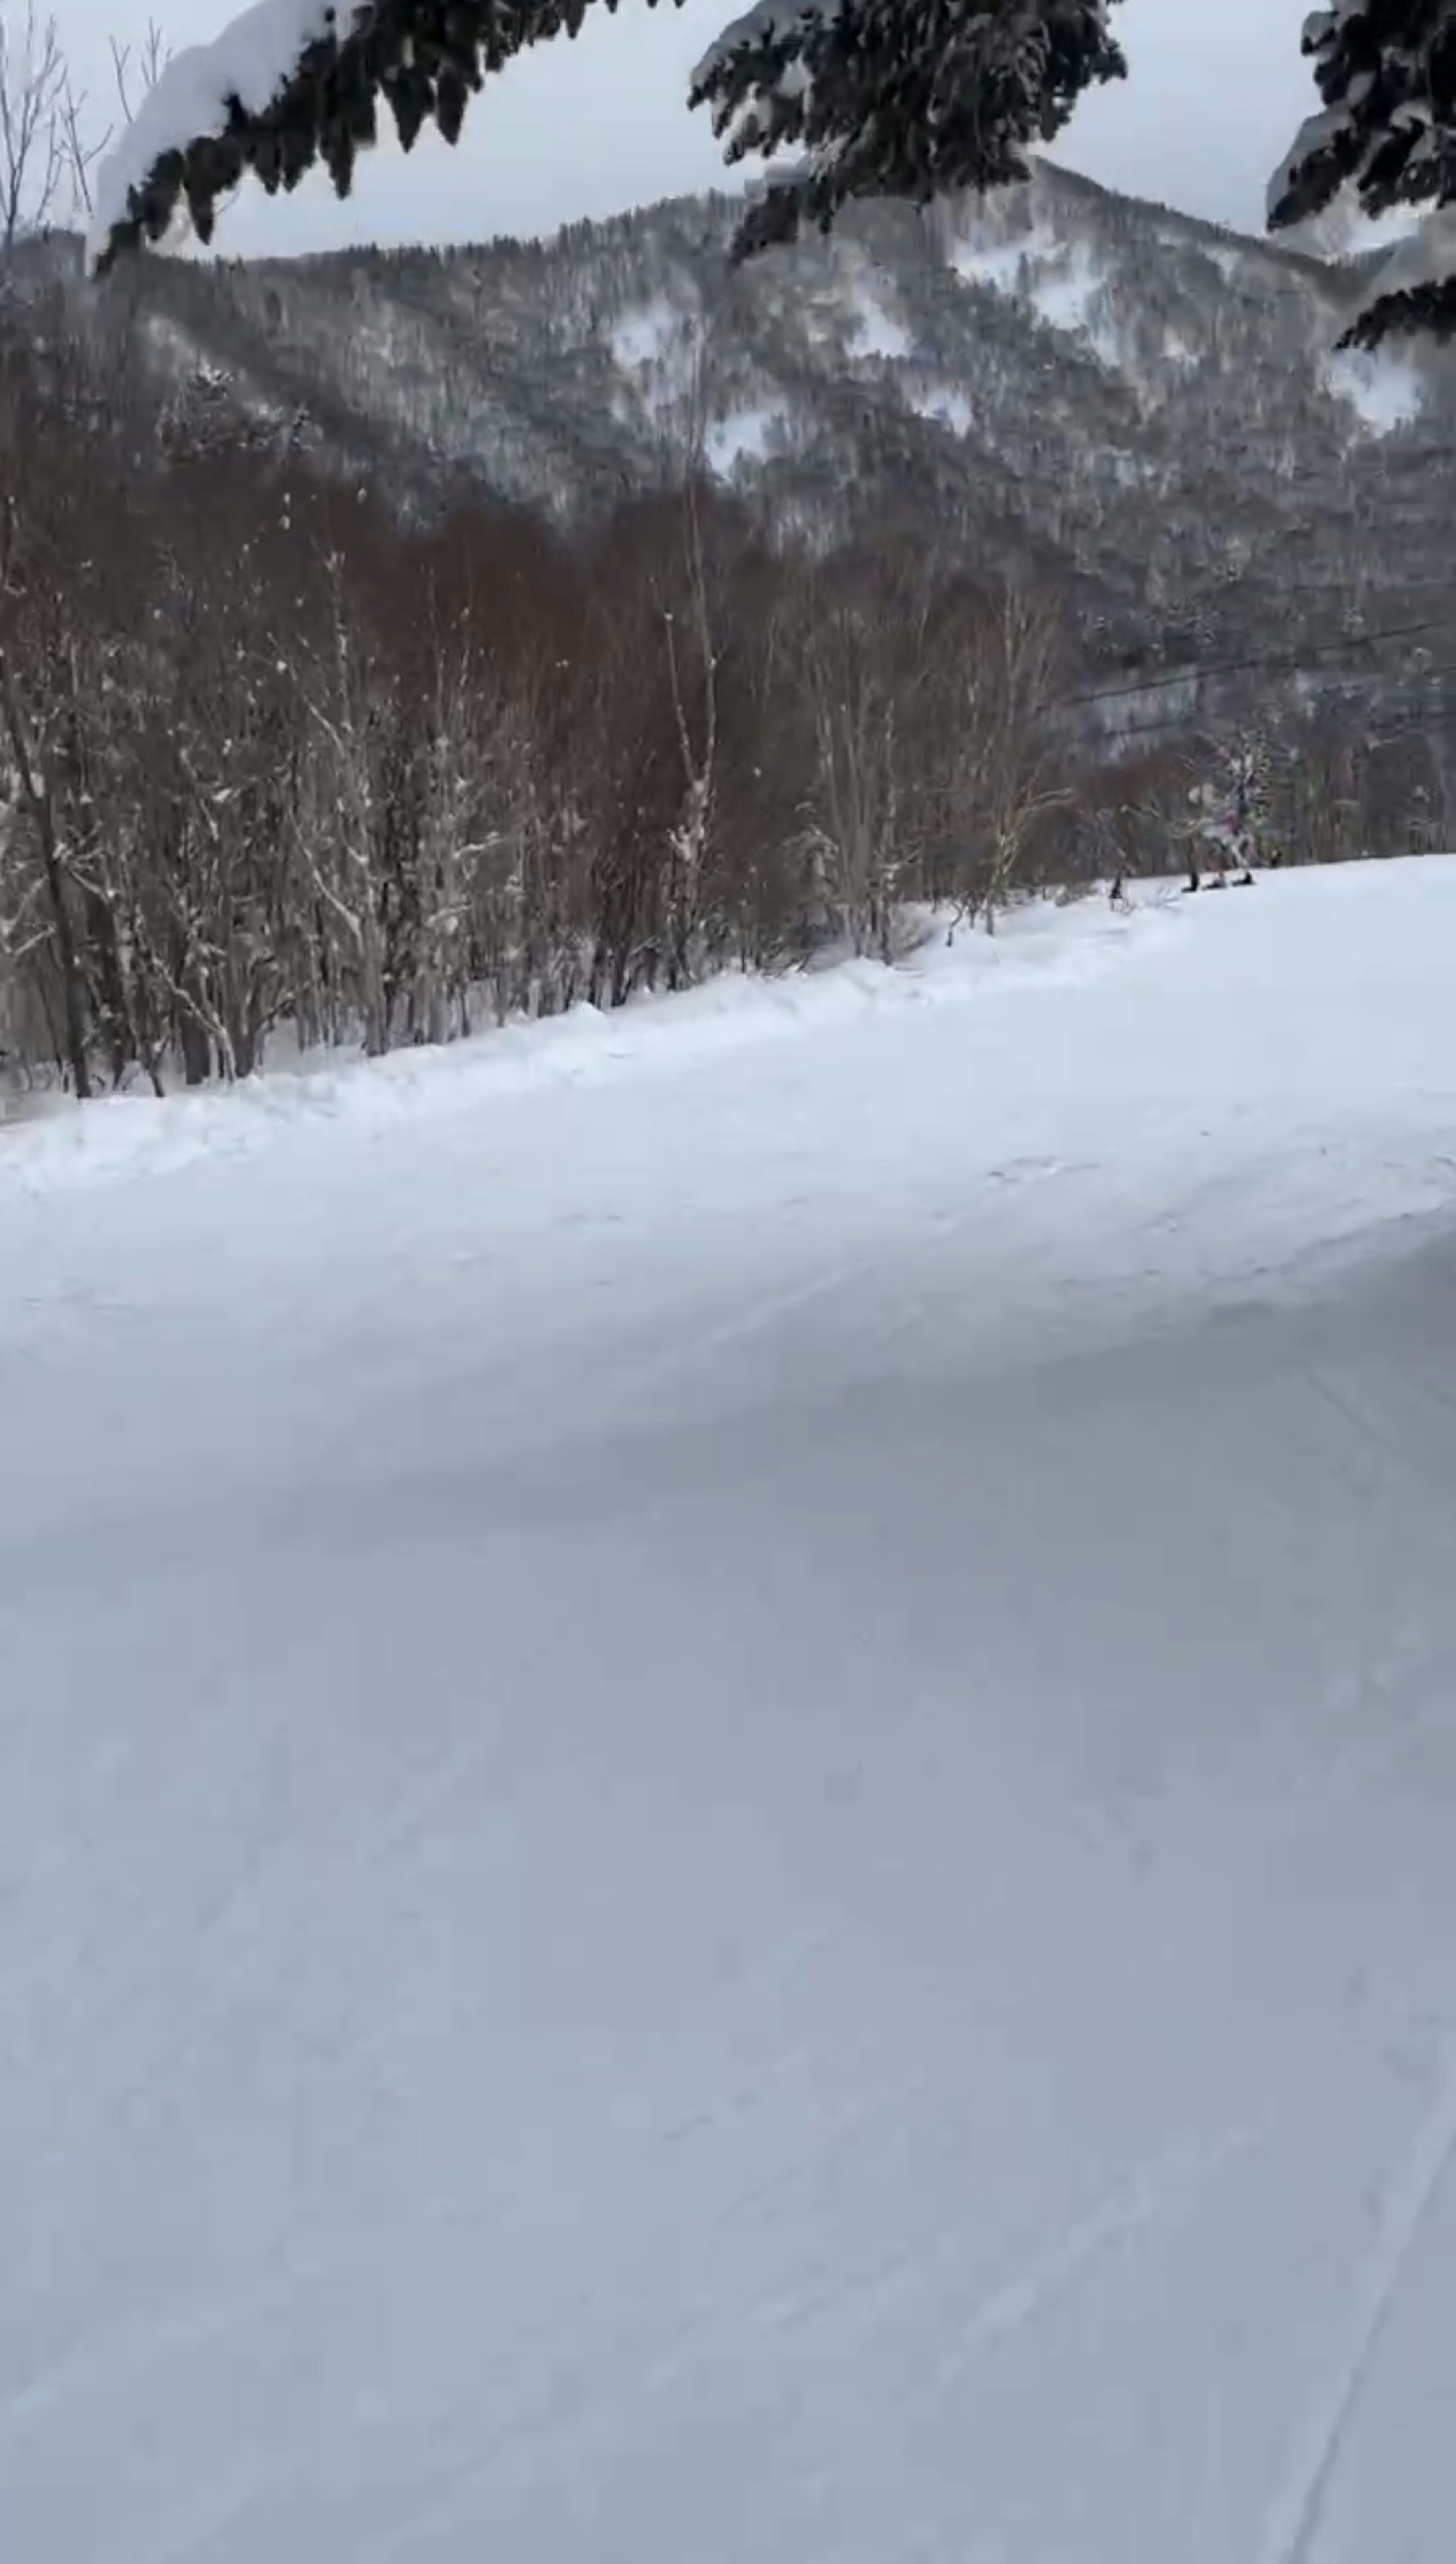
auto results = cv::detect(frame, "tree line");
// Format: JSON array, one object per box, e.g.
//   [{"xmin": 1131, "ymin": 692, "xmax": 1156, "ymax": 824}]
[
  {"xmin": 0, "ymin": 276, "xmax": 1439, "ymax": 1106},
  {"xmin": 0, "ymin": 274, "xmax": 1082, "ymax": 1099}
]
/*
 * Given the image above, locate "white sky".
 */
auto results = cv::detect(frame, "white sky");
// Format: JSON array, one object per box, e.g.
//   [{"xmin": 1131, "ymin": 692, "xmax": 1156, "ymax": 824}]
[{"xmin": 61, "ymin": 0, "xmax": 1317, "ymax": 259}]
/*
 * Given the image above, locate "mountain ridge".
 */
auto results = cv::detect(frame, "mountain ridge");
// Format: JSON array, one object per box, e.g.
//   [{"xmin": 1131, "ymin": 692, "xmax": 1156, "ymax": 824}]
[{"xmin": 24, "ymin": 156, "xmax": 1456, "ymax": 679}]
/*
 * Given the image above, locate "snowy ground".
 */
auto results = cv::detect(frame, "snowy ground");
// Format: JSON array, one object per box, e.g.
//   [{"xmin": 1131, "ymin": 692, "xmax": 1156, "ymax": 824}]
[{"xmin": 5, "ymin": 861, "xmax": 1456, "ymax": 2563}]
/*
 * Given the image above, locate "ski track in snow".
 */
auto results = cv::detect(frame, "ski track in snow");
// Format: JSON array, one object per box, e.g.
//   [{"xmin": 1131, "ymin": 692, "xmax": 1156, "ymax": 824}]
[
  {"xmin": 1257, "ymin": 2046, "xmax": 1456, "ymax": 2564},
  {"xmin": 6, "ymin": 864, "xmax": 1456, "ymax": 2560}
]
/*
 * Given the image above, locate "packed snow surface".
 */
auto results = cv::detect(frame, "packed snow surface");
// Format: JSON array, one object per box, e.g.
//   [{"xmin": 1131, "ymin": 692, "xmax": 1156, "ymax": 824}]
[{"xmin": 6, "ymin": 862, "xmax": 1456, "ymax": 2562}]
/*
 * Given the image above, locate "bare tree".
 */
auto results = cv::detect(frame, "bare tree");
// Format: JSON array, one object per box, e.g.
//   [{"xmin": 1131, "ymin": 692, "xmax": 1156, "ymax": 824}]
[
  {"xmin": 787, "ymin": 548, "xmax": 936, "ymax": 961},
  {"xmin": 53, "ymin": 70, "xmax": 106, "ymax": 223},
  {"xmin": 938, "ymin": 587, "xmax": 1067, "ymax": 932},
  {"xmin": 0, "ymin": 642, "xmax": 91, "ymax": 1096},
  {"xmin": 0, "ymin": 3, "xmax": 64, "ymax": 247},
  {"xmin": 56, "ymin": 18, "xmax": 170, "ymax": 227},
  {"xmin": 295, "ymin": 552, "xmax": 392, "ymax": 1058},
  {"xmin": 108, "ymin": 18, "xmax": 168, "ymax": 125},
  {"xmin": 660, "ymin": 477, "xmax": 720, "ymax": 990}
]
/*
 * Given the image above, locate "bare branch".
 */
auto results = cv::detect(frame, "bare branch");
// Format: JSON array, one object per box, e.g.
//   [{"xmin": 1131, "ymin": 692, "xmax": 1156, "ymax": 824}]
[
  {"xmin": 56, "ymin": 74, "xmax": 110, "ymax": 223},
  {"xmin": 0, "ymin": 4, "xmax": 66, "ymax": 248}
]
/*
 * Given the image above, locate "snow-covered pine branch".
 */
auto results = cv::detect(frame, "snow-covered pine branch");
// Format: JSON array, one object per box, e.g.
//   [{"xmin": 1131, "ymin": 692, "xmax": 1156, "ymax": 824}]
[
  {"xmin": 691, "ymin": 0, "xmax": 1125, "ymax": 258},
  {"xmin": 85, "ymin": 0, "xmax": 1456, "ymax": 347},
  {"xmin": 89, "ymin": 0, "xmax": 657, "ymax": 269},
  {"xmin": 89, "ymin": 0, "xmax": 1128, "ymax": 273},
  {"xmin": 1267, "ymin": 1, "xmax": 1456, "ymax": 348}
]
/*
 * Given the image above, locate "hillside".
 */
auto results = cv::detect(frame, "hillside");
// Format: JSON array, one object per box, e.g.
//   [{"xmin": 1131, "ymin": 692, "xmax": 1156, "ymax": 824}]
[
  {"xmin": 8, "ymin": 159, "xmax": 1456, "ymax": 1110},
  {"xmin": 113, "ymin": 157, "xmax": 1456, "ymax": 671}
]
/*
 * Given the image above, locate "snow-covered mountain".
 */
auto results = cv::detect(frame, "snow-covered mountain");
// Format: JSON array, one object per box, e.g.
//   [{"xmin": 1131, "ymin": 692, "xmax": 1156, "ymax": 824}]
[{"xmin": 115, "ymin": 156, "xmax": 1454, "ymax": 668}]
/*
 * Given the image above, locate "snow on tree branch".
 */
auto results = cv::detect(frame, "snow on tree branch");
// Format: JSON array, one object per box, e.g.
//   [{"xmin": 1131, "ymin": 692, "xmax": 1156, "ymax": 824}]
[
  {"xmin": 1266, "ymin": 2, "xmax": 1456, "ymax": 347},
  {"xmin": 83, "ymin": 0, "xmax": 1456, "ymax": 345},
  {"xmin": 688, "ymin": 0, "xmax": 1126, "ymax": 257},
  {"xmin": 1267, "ymin": 0, "xmax": 1456, "ymax": 231},
  {"xmin": 90, "ymin": 0, "xmax": 1127, "ymax": 275},
  {"xmin": 90, "ymin": 0, "xmax": 677, "ymax": 270},
  {"xmin": 1341, "ymin": 200, "xmax": 1456, "ymax": 345}
]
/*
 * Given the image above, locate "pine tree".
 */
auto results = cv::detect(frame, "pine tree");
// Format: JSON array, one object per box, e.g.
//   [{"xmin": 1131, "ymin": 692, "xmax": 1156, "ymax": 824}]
[
  {"xmin": 693, "ymin": 0, "xmax": 1126, "ymax": 259},
  {"xmin": 1268, "ymin": 0, "xmax": 1456, "ymax": 347},
  {"xmin": 91, "ymin": 1, "xmax": 1129, "ymax": 274},
  {"xmin": 1270, "ymin": 0, "xmax": 1454, "ymax": 235},
  {"xmin": 88, "ymin": 0, "xmax": 1456, "ymax": 348}
]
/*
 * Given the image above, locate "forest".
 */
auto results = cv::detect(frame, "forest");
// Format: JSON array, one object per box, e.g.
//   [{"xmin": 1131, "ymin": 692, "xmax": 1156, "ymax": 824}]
[{"xmin": 0, "ymin": 257, "xmax": 1445, "ymax": 1103}]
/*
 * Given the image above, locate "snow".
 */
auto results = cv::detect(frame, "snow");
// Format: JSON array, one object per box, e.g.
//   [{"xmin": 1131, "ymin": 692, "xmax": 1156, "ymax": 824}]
[
  {"xmin": 7, "ymin": 860, "xmax": 1456, "ymax": 2561},
  {"xmin": 90, "ymin": 0, "xmax": 337, "ymax": 260},
  {"xmin": 1325, "ymin": 345, "xmax": 1426, "ymax": 435},
  {"xmin": 690, "ymin": 0, "xmax": 841, "ymax": 160},
  {"xmin": 1269, "ymin": 97, "xmax": 1350, "ymax": 231},
  {"xmin": 693, "ymin": 0, "xmax": 836, "ymax": 96},
  {"xmin": 906, "ymin": 381, "xmax": 974, "ymax": 437},
  {"xmin": 609, "ymin": 297, "xmax": 682, "ymax": 373},
  {"xmin": 953, "ymin": 223, "xmax": 1119, "ymax": 368},
  {"xmin": 952, "ymin": 229, "xmax": 1037, "ymax": 294},
  {"xmin": 704, "ymin": 402, "xmax": 785, "ymax": 472},
  {"xmin": 1030, "ymin": 240, "xmax": 1109, "ymax": 344},
  {"xmin": 850, "ymin": 282, "xmax": 914, "ymax": 361},
  {"xmin": 1287, "ymin": 196, "xmax": 1423, "ymax": 260},
  {"xmin": 1356, "ymin": 205, "xmax": 1426, "ymax": 256},
  {"xmin": 1349, "ymin": 204, "xmax": 1456, "ymax": 338}
]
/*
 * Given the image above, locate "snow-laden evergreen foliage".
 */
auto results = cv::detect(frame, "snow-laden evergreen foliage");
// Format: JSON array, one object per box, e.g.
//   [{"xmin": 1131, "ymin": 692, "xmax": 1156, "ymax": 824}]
[
  {"xmin": 86, "ymin": 0, "xmax": 1456, "ymax": 342},
  {"xmin": 1270, "ymin": 2, "xmax": 1456, "ymax": 345},
  {"xmin": 91, "ymin": 0, "xmax": 1127, "ymax": 274},
  {"xmin": 693, "ymin": 0, "xmax": 1125, "ymax": 258}
]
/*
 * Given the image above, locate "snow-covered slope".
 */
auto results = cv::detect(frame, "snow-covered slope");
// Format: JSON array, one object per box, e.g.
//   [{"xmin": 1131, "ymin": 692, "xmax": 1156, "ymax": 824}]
[{"xmin": 5, "ymin": 863, "xmax": 1456, "ymax": 2562}]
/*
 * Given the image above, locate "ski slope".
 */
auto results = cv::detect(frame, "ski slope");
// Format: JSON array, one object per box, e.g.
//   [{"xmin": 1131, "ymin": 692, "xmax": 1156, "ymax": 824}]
[{"xmin": 5, "ymin": 860, "xmax": 1456, "ymax": 2564}]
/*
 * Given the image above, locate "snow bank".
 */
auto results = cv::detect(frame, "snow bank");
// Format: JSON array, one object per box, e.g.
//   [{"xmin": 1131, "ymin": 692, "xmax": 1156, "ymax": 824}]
[
  {"xmin": 0, "ymin": 894, "xmax": 1156, "ymax": 1198},
  {"xmin": 8, "ymin": 854, "xmax": 1456, "ymax": 2564}
]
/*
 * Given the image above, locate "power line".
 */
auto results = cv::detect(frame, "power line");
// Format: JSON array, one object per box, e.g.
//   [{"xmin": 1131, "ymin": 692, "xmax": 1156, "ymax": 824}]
[
  {"xmin": 1367, "ymin": 689, "xmax": 1456, "ymax": 748},
  {"xmin": 1086, "ymin": 662, "xmax": 1456, "ymax": 755},
  {"xmin": 1059, "ymin": 610, "xmax": 1454, "ymax": 717}
]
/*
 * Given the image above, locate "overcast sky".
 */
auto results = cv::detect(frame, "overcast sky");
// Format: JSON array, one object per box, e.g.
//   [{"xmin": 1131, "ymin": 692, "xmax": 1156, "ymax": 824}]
[{"xmin": 63, "ymin": 0, "xmax": 1317, "ymax": 259}]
